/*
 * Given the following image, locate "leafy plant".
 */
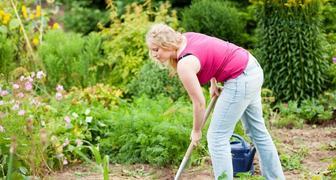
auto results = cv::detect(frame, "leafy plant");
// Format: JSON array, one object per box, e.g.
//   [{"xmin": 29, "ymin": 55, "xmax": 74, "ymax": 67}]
[
  {"xmin": 280, "ymin": 147, "xmax": 308, "ymax": 171},
  {"xmin": 256, "ymin": 0, "xmax": 329, "ymax": 102},
  {"xmin": 100, "ymin": 1, "xmax": 179, "ymax": 87},
  {"xmin": 127, "ymin": 61, "xmax": 187, "ymax": 101},
  {"xmin": 181, "ymin": 0, "xmax": 247, "ymax": 46}
]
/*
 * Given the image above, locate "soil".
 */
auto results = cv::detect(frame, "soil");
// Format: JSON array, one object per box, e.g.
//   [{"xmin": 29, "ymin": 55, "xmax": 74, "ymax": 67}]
[{"xmin": 47, "ymin": 125, "xmax": 336, "ymax": 180}]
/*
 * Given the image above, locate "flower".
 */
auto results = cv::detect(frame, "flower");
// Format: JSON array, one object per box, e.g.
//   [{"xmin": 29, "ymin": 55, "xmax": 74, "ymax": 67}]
[
  {"xmin": 13, "ymin": 84, "xmax": 20, "ymax": 89},
  {"xmin": 62, "ymin": 138, "xmax": 70, "ymax": 147},
  {"xmin": 20, "ymin": 76, "xmax": 25, "ymax": 81},
  {"xmin": 63, "ymin": 158, "xmax": 68, "ymax": 165},
  {"xmin": 333, "ymin": 57, "xmax": 336, "ymax": 64},
  {"xmin": 56, "ymin": 85, "xmax": 63, "ymax": 92},
  {"xmin": 0, "ymin": 90, "xmax": 8, "ymax": 97},
  {"xmin": 21, "ymin": 6, "xmax": 28, "ymax": 19},
  {"xmin": 64, "ymin": 116, "xmax": 71, "ymax": 124},
  {"xmin": 75, "ymin": 139, "xmax": 83, "ymax": 146},
  {"xmin": 25, "ymin": 82, "xmax": 33, "ymax": 91},
  {"xmin": 0, "ymin": 125, "xmax": 4, "ymax": 133},
  {"xmin": 32, "ymin": 37, "xmax": 39, "ymax": 46},
  {"xmin": 55, "ymin": 92, "xmax": 63, "ymax": 101},
  {"xmin": 0, "ymin": 101, "xmax": 4, "ymax": 106},
  {"xmin": 18, "ymin": 110, "xmax": 26, "ymax": 116},
  {"xmin": 85, "ymin": 109, "xmax": 90, "ymax": 115},
  {"xmin": 17, "ymin": 92, "xmax": 25, "ymax": 98},
  {"xmin": 35, "ymin": 5, "xmax": 41, "ymax": 18},
  {"xmin": 52, "ymin": 22, "xmax": 60, "ymax": 29},
  {"xmin": 36, "ymin": 71, "xmax": 45, "ymax": 79},
  {"xmin": 85, "ymin": 116, "xmax": 93, "ymax": 123},
  {"xmin": 12, "ymin": 104, "xmax": 19, "ymax": 110}
]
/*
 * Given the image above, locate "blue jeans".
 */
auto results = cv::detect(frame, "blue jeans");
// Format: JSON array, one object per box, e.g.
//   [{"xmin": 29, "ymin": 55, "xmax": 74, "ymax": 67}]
[{"xmin": 207, "ymin": 54, "xmax": 285, "ymax": 180}]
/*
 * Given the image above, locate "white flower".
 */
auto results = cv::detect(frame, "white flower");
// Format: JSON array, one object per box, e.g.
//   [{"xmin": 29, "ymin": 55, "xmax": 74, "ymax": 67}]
[
  {"xmin": 36, "ymin": 71, "xmax": 45, "ymax": 79},
  {"xmin": 55, "ymin": 92, "xmax": 63, "ymax": 101},
  {"xmin": 56, "ymin": 85, "xmax": 64, "ymax": 92},
  {"xmin": 85, "ymin": 109, "xmax": 90, "ymax": 115},
  {"xmin": 12, "ymin": 104, "xmax": 20, "ymax": 110},
  {"xmin": 85, "ymin": 116, "xmax": 93, "ymax": 123},
  {"xmin": 72, "ymin": 112, "xmax": 79, "ymax": 119},
  {"xmin": 0, "ymin": 101, "xmax": 4, "ymax": 106},
  {"xmin": 0, "ymin": 125, "xmax": 5, "ymax": 132},
  {"xmin": 64, "ymin": 116, "xmax": 71, "ymax": 124}
]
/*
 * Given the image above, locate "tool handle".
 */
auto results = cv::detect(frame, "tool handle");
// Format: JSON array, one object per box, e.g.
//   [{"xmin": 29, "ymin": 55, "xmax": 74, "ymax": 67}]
[{"xmin": 174, "ymin": 95, "xmax": 219, "ymax": 180}]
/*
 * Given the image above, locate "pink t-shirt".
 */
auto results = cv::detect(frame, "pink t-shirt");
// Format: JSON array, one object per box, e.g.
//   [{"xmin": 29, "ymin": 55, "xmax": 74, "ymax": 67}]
[{"xmin": 178, "ymin": 32, "xmax": 249, "ymax": 85}]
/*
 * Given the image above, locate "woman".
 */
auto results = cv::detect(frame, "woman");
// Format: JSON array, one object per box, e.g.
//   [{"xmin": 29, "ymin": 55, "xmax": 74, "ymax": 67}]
[{"xmin": 146, "ymin": 23, "xmax": 285, "ymax": 180}]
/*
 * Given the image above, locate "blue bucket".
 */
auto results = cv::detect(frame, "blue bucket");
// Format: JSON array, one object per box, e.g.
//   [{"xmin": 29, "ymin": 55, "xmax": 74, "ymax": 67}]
[{"xmin": 230, "ymin": 134, "xmax": 256, "ymax": 176}]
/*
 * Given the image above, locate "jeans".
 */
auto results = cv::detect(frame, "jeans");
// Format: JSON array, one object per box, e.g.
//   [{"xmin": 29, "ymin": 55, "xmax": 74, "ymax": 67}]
[{"xmin": 207, "ymin": 54, "xmax": 285, "ymax": 180}]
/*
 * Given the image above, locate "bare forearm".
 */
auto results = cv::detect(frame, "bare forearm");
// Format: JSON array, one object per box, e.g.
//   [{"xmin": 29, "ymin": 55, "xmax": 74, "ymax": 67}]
[{"xmin": 192, "ymin": 101, "xmax": 206, "ymax": 131}]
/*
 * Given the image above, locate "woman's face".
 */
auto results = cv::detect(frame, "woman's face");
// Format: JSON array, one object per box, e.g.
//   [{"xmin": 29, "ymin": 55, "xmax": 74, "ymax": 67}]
[{"xmin": 148, "ymin": 43, "xmax": 175, "ymax": 64}]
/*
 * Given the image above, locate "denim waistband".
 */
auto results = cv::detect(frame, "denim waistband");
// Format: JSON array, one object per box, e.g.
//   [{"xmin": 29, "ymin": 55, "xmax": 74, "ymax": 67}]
[{"xmin": 243, "ymin": 53, "xmax": 262, "ymax": 75}]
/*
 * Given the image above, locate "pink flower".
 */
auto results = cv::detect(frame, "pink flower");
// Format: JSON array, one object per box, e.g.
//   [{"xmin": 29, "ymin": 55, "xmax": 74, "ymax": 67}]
[
  {"xmin": 0, "ymin": 125, "xmax": 4, "ymax": 133},
  {"xmin": 36, "ymin": 71, "xmax": 45, "ymax": 79},
  {"xmin": 27, "ymin": 77, "xmax": 33, "ymax": 83},
  {"xmin": 17, "ymin": 92, "xmax": 25, "ymax": 98},
  {"xmin": 18, "ymin": 110, "xmax": 25, "ymax": 116},
  {"xmin": 13, "ymin": 84, "xmax": 20, "ymax": 89},
  {"xmin": 0, "ymin": 90, "xmax": 8, "ymax": 97},
  {"xmin": 64, "ymin": 116, "xmax": 71, "ymax": 124},
  {"xmin": 333, "ymin": 57, "xmax": 336, "ymax": 63},
  {"xmin": 56, "ymin": 85, "xmax": 64, "ymax": 92},
  {"xmin": 25, "ymin": 82, "xmax": 33, "ymax": 91},
  {"xmin": 62, "ymin": 138, "xmax": 70, "ymax": 147},
  {"xmin": 55, "ymin": 92, "xmax": 63, "ymax": 101}
]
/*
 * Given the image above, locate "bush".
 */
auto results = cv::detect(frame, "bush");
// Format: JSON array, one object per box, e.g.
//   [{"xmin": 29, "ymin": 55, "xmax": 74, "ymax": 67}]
[
  {"xmin": 60, "ymin": 1, "xmax": 109, "ymax": 34},
  {"xmin": 127, "ymin": 61, "xmax": 187, "ymax": 100},
  {"xmin": 38, "ymin": 30, "xmax": 104, "ymax": 90},
  {"xmin": 256, "ymin": 0, "xmax": 329, "ymax": 102},
  {"xmin": 100, "ymin": 1, "xmax": 179, "ymax": 87},
  {"xmin": 0, "ymin": 34, "xmax": 16, "ymax": 81},
  {"xmin": 99, "ymin": 95, "xmax": 208, "ymax": 166},
  {"xmin": 181, "ymin": 0, "xmax": 247, "ymax": 46}
]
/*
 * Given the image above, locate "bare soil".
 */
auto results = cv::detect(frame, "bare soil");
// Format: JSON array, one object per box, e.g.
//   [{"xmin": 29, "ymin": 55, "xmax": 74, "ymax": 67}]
[{"xmin": 47, "ymin": 125, "xmax": 336, "ymax": 180}]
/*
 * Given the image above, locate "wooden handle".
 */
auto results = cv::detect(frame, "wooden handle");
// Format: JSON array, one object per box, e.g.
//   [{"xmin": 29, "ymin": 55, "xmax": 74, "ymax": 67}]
[{"xmin": 174, "ymin": 95, "xmax": 219, "ymax": 180}]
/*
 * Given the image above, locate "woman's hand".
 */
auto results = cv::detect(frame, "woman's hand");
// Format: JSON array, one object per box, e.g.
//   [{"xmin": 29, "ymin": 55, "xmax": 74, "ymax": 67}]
[
  {"xmin": 209, "ymin": 84, "xmax": 219, "ymax": 98},
  {"xmin": 191, "ymin": 129, "xmax": 202, "ymax": 146}
]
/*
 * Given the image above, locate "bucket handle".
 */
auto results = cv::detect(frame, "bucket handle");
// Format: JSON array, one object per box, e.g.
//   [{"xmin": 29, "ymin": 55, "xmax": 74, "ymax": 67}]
[{"xmin": 231, "ymin": 134, "xmax": 248, "ymax": 149}]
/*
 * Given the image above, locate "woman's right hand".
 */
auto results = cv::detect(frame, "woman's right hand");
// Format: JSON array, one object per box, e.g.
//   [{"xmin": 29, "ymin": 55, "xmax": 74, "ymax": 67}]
[{"xmin": 209, "ymin": 84, "xmax": 219, "ymax": 98}]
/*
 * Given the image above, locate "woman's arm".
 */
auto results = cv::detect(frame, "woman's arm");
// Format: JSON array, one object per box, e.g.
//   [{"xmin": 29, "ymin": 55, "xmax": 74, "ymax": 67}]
[{"xmin": 177, "ymin": 55, "xmax": 205, "ymax": 133}]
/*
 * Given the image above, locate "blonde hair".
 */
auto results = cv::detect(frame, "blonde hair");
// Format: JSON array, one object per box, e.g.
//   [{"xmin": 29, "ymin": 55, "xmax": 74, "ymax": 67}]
[{"xmin": 146, "ymin": 23, "xmax": 183, "ymax": 72}]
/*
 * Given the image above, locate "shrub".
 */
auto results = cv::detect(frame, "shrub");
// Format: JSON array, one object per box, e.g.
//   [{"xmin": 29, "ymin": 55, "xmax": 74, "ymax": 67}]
[
  {"xmin": 99, "ymin": 95, "xmax": 206, "ymax": 166},
  {"xmin": 127, "ymin": 61, "xmax": 187, "ymax": 100},
  {"xmin": 181, "ymin": 0, "xmax": 247, "ymax": 46},
  {"xmin": 0, "ymin": 34, "xmax": 16, "ymax": 81},
  {"xmin": 256, "ymin": 0, "xmax": 329, "ymax": 102},
  {"xmin": 38, "ymin": 30, "xmax": 104, "ymax": 89},
  {"xmin": 100, "ymin": 1, "xmax": 179, "ymax": 87},
  {"xmin": 60, "ymin": 1, "xmax": 109, "ymax": 34}
]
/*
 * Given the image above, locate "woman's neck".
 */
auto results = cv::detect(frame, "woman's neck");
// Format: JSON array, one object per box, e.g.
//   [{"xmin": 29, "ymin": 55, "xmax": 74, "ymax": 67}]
[{"xmin": 176, "ymin": 35, "xmax": 187, "ymax": 59}]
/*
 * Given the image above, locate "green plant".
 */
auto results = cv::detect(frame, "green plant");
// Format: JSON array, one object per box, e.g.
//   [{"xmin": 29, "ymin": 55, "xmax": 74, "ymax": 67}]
[
  {"xmin": 300, "ymin": 99, "xmax": 333, "ymax": 124},
  {"xmin": 100, "ymin": 1, "xmax": 179, "ymax": 87},
  {"xmin": 127, "ymin": 61, "xmax": 187, "ymax": 100},
  {"xmin": 60, "ymin": 1, "xmax": 109, "ymax": 34},
  {"xmin": 99, "ymin": 95, "xmax": 207, "ymax": 166},
  {"xmin": 280, "ymin": 147, "xmax": 308, "ymax": 171},
  {"xmin": 38, "ymin": 30, "xmax": 104, "ymax": 89},
  {"xmin": 181, "ymin": 0, "xmax": 247, "ymax": 46},
  {"xmin": 256, "ymin": 0, "xmax": 329, "ymax": 102}
]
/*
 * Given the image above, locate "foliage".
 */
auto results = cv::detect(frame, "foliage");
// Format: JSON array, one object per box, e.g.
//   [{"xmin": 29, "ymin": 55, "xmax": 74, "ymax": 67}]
[
  {"xmin": 37, "ymin": 30, "xmax": 105, "ymax": 90},
  {"xmin": 181, "ymin": 0, "xmax": 247, "ymax": 46},
  {"xmin": 326, "ymin": 63, "xmax": 336, "ymax": 89},
  {"xmin": 60, "ymin": 1, "xmax": 109, "ymax": 34},
  {"xmin": 280, "ymin": 147, "xmax": 308, "ymax": 171},
  {"xmin": 100, "ymin": 1, "xmax": 179, "ymax": 87},
  {"xmin": 127, "ymin": 61, "xmax": 187, "ymax": 101},
  {"xmin": 256, "ymin": 0, "xmax": 329, "ymax": 102},
  {"xmin": 0, "ymin": 34, "xmax": 16, "ymax": 81},
  {"xmin": 99, "ymin": 95, "xmax": 208, "ymax": 166}
]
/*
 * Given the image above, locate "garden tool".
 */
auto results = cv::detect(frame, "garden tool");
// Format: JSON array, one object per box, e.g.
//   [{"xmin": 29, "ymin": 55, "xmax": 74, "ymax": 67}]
[{"xmin": 174, "ymin": 94, "xmax": 219, "ymax": 180}]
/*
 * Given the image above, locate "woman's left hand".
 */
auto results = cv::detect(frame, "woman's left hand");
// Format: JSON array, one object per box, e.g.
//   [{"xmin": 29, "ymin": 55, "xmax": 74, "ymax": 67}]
[{"xmin": 191, "ymin": 129, "xmax": 202, "ymax": 146}]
